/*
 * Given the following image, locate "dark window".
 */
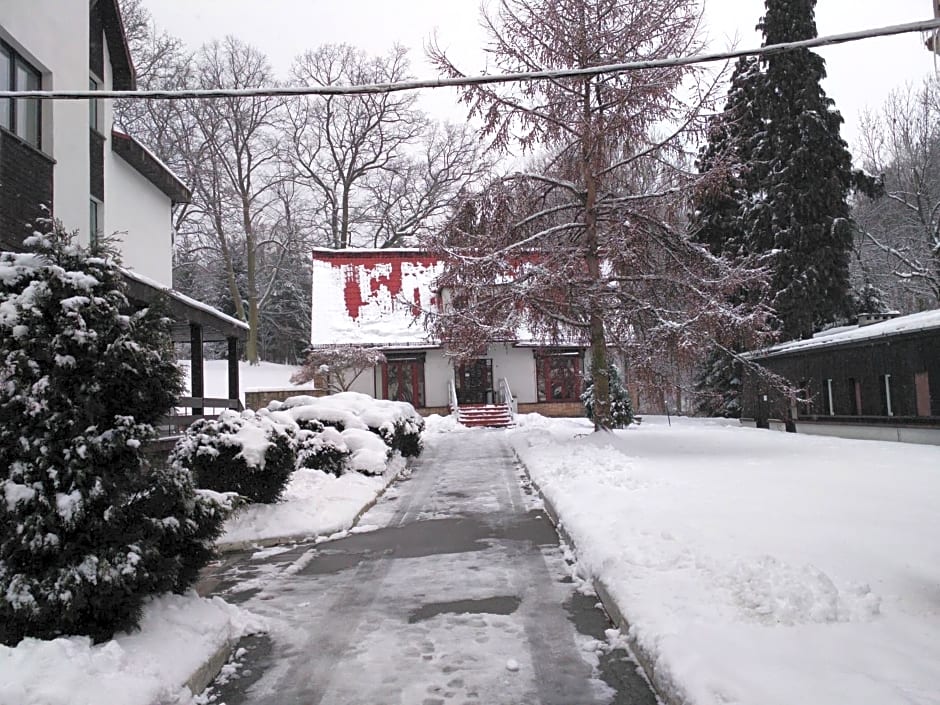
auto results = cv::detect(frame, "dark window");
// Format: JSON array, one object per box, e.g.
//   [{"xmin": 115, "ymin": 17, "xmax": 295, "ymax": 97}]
[
  {"xmin": 382, "ymin": 355, "xmax": 425, "ymax": 407},
  {"xmin": 89, "ymin": 75, "xmax": 101, "ymax": 132},
  {"xmin": 915, "ymin": 372, "xmax": 931, "ymax": 417},
  {"xmin": 89, "ymin": 198, "xmax": 101, "ymax": 249},
  {"xmin": 0, "ymin": 46, "xmax": 10, "ymax": 129},
  {"xmin": 1, "ymin": 42, "xmax": 42, "ymax": 148},
  {"xmin": 536, "ymin": 352, "xmax": 583, "ymax": 402}
]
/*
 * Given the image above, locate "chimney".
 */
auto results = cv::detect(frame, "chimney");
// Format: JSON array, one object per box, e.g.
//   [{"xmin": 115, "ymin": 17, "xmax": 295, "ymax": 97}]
[{"xmin": 857, "ymin": 312, "xmax": 900, "ymax": 327}]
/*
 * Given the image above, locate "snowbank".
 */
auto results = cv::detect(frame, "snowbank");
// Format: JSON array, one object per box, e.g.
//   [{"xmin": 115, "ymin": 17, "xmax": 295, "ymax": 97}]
[
  {"xmin": 0, "ymin": 593, "xmax": 264, "ymax": 705},
  {"xmin": 220, "ymin": 457, "xmax": 406, "ymax": 547},
  {"xmin": 507, "ymin": 415, "xmax": 940, "ymax": 705}
]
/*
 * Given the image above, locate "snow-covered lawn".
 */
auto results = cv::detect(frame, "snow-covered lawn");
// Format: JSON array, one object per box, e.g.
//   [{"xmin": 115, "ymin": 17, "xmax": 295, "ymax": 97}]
[
  {"xmin": 0, "ymin": 594, "xmax": 264, "ymax": 705},
  {"xmin": 177, "ymin": 359, "xmax": 308, "ymax": 404},
  {"xmin": 506, "ymin": 415, "xmax": 940, "ymax": 705},
  {"xmin": 220, "ymin": 458, "xmax": 406, "ymax": 547}
]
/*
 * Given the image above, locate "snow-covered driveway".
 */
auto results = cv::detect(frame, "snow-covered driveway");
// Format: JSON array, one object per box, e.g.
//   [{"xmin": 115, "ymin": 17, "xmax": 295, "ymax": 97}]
[{"xmin": 202, "ymin": 430, "xmax": 653, "ymax": 705}]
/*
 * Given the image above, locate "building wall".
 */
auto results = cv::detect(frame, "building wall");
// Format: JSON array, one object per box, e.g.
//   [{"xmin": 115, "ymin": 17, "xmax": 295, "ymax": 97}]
[
  {"xmin": 106, "ymin": 152, "xmax": 174, "ymax": 286},
  {"xmin": 0, "ymin": 0, "xmax": 90, "ymax": 242},
  {"xmin": 489, "ymin": 343, "xmax": 538, "ymax": 403},
  {"xmin": 741, "ymin": 329, "xmax": 940, "ymax": 425}
]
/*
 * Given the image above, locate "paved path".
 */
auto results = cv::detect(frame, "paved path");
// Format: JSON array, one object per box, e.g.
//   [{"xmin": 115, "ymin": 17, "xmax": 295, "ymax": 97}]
[{"xmin": 204, "ymin": 430, "xmax": 657, "ymax": 705}]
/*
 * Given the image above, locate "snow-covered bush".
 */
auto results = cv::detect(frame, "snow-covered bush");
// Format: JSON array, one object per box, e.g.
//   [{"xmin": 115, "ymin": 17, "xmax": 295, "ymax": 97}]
[
  {"xmin": 373, "ymin": 416, "xmax": 425, "ymax": 458},
  {"xmin": 581, "ymin": 364, "xmax": 635, "ymax": 428},
  {"xmin": 341, "ymin": 428, "xmax": 392, "ymax": 475},
  {"xmin": 269, "ymin": 392, "xmax": 424, "ymax": 474},
  {"xmin": 170, "ymin": 409, "xmax": 295, "ymax": 504},
  {"xmin": 0, "ymin": 226, "xmax": 229, "ymax": 646},
  {"xmin": 295, "ymin": 426, "xmax": 351, "ymax": 477}
]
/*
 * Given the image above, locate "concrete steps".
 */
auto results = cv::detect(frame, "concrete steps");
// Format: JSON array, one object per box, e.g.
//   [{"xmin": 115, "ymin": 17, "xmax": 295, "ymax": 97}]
[{"xmin": 457, "ymin": 403, "xmax": 514, "ymax": 428}]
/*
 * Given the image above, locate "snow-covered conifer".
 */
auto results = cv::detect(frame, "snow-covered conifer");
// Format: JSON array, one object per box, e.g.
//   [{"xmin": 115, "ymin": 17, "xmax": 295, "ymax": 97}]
[{"xmin": 0, "ymin": 225, "xmax": 228, "ymax": 645}]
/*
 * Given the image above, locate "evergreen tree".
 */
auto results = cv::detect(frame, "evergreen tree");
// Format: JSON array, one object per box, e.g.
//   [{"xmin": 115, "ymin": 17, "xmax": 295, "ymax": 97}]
[
  {"xmin": 692, "ymin": 348, "xmax": 741, "ymax": 418},
  {"xmin": 0, "ymin": 225, "xmax": 229, "ymax": 645},
  {"xmin": 581, "ymin": 365, "xmax": 635, "ymax": 429},
  {"xmin": 748, "ymin": 0, "xmax": 857, "ymax": 340}
]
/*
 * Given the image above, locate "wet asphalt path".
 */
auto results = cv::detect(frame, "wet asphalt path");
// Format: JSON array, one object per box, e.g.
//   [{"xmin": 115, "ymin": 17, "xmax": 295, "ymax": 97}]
[{"xmin": 202, "ymin": 430, "xmax": 657, "ymax": 705}]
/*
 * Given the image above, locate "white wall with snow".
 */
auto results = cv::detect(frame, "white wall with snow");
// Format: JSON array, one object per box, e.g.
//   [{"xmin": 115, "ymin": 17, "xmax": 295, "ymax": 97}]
[{"xmin": 106, "ymin": 153, "xmax": 174, "ymax": 286}]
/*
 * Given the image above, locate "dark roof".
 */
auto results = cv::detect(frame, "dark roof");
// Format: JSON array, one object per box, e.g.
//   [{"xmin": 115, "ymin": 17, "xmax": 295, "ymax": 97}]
[
  {"xmin": 96, "ymin": 0, "xmax": 136, "ymax": 91},
  {"xmin": 112, "ymin": 130, "xmax": 191, "ymax": 204}
]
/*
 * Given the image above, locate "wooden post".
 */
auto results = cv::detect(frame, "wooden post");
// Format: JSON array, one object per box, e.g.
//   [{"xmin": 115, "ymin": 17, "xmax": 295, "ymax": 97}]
[
  {"xmin": 190, "ymin": 323, "xmax": 204, "ymax": 416},
  {"xmin": 227, "ymin": 336, "xmax": 240, "ymax": 409}
]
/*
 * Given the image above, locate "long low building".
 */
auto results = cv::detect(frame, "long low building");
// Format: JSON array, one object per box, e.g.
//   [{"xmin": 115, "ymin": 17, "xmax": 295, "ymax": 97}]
[{"xmin": 740, "ymin": 310, "xmax": 940, "ymax": 445}]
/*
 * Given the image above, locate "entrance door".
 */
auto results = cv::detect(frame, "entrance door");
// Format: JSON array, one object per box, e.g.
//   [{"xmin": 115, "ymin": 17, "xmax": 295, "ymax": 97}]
[{"xmin": 456, "ymin": 359, "xmax": 492, "ymax": 405}]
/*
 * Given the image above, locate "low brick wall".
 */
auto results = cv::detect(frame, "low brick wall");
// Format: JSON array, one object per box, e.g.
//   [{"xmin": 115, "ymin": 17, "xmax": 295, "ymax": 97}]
[
  {"xmin": 245, "ymin": 388, "xmax": 327, "ymax": 411},
  {"xmin": 417, "ymin": 405, "xmax": 451, "ymax": 417},
  {"xmin": 517, "ymin": 401, "xmax": 586, "ymax": 417}
]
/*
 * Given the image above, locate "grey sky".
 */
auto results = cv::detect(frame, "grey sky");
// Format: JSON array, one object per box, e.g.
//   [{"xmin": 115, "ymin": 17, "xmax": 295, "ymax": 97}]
[{"xmin": 146, "ymin": 0, "xmax": 937, "ymax": 150}]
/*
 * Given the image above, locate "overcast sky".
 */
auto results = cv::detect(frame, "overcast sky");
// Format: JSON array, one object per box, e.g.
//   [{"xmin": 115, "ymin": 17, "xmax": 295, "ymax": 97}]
[{"xmin": 146, "ymin": 0, "xmax": 937, "ymax": 150}]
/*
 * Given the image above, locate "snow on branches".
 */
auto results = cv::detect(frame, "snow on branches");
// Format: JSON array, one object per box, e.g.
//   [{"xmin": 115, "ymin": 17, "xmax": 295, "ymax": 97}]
[{"xmin": 291, "ymin": 345, "xmax": 387, "ymax": 393}]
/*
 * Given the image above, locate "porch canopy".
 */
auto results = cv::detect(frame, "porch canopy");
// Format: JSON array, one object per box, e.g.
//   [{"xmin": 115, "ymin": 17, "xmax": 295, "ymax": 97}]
[{"xmin": 121, "ymin": 269, "xmax": 248, "ymax": 413}]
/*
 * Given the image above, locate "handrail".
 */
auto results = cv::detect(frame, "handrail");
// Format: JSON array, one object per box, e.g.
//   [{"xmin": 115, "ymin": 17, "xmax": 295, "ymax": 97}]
[
  {"xmin": 448, "ymin": 379, "xmax": 459, "ymax": 415},
  {"xmin": 499, "ymin": 377, "xmax": 517, "ymax": 415}
]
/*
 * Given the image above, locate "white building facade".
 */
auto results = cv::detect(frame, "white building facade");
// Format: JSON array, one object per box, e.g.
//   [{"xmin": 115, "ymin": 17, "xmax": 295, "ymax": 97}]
[
  {"xmin": 311, "ymin": 249, "xmax": 587, "ymax": 418},
  {"xmin": 0, "ymin": 0, "xmax": 183, "ymax": 286}
]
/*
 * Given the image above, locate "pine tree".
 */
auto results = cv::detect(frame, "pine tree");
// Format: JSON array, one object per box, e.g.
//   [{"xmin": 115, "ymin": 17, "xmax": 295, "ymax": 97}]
[
  {"xmin": 581, "ymin": 365, "xmax": 635, "ymax": 428},
  {"xmin": 0, "ymin": 225, "xmax": 229, "ymax": 646},
  {"xmin": 748, "ymin": 0, "xmax": 857, "ymax": 340}
]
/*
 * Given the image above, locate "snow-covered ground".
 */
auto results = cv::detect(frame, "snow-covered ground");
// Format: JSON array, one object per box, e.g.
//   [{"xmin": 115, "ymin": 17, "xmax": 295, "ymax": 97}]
[
  {"xmin": 177, "ymin": 359, "xmax": 309, "ymax": 404},
  {"xmin": 0, "ymin": 594, "xmax": 264, "ymax": 705},
  {"xmin": 504, "ymin": 415, "xmax": 940, "ymax": 705},
  {"xmin": 221, "ymin": 458, "xmax": 406, "ymax": 547}
]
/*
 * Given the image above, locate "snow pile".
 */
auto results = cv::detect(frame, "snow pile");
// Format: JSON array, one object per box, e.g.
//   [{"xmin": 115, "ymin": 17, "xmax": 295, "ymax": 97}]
[
  {"xmin": 221, "ymin": 458, "xmax": 406, "ymax": 546},
  {"xmin": 0, "ymin": 593, "xmax": 264, "ymax": 705},
  {"xmin": 508, "ymin": 416, "xmax": 940, "ymax": 705}
]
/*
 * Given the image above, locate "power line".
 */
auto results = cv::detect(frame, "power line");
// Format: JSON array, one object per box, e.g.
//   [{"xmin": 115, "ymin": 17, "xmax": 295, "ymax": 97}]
[{"xmin": 1, "ymin": 17, "xmax": 938, "ymax": 101}]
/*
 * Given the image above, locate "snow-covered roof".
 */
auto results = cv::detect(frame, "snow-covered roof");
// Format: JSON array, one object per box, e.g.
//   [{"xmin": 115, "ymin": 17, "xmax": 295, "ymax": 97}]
[
  {"xmin": 745, "ymin": 309, "xmax": 940, "ymax": 359},
  {"xmin": 310, "ymin": 249, "xmax": 443, "ymax": 347},
  {"xmin": 121, "ymin": 267, "xmax": 249, "ymax": 335}
]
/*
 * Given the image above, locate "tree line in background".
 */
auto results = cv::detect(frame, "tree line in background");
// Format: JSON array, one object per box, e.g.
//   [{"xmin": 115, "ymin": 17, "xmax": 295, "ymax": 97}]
[
  {"xmin": 116, "ymin": 0, "xmax": 486, "ymax": 365},
  {"xmin": 117, "ymin": 0, "xmax": 940, "ymax": 426}
]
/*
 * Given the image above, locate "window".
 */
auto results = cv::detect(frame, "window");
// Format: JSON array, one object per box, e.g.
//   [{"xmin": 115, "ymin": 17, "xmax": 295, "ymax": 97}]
[
  {"xmin": 89, "ymin": 198, "xmax": 101, "ymax": 250},
  {"xmin": 382, "ymin": 355, "xmax": 425, "ymax": 407},
  {"xmin": 535, "ymin": 352, "xmax": 583, "ymax": 402},
  {"xmin": 1, "ymin": 42, "xmax": 41, "ymax": 148},
  {"xmin": 825, "ymin": 378, "xmax": 834, "ymax": 416},
  {"xmin": 89, "ymin": 75, "xmax": 101, "ymax": 132}
]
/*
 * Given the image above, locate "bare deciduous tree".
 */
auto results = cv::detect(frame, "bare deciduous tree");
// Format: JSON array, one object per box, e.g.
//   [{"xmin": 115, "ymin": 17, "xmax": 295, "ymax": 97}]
[
  {"xmin": 283, "ymin": 44, "xmax": 483, "ymax": 249},
  {"xmin": 291, "ymin": 346, "xmax": 387, "ymax": 392},
  {"xmin": 854, "ymin": 77, "xmax": 940, "ymax": 310},
  {"xmin": 187, "ymin": 37, "xmax": 284, "ymax": 363},
  {"xmin": 427, "ymin": 0, "xmax": 769, "ymax": 430}
]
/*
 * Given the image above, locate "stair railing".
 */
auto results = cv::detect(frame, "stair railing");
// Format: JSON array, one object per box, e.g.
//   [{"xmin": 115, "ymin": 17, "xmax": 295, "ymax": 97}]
[
  {"xmin": 448, "ymin": 378, "xmax": 459, "ymax": 416},
  {"xmin": 499, "ymin": 377, "xmax": 517, "ymax": 415}
]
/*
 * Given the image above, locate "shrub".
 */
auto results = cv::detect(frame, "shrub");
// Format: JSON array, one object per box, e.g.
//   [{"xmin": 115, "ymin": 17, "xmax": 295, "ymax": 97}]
[
  {"xmin": 295, "ymin": 427, "xmax": 351, "ymax": 477},
  {"xmin": 170, "ymin": 409, "xmax": 296, "ymax": 504},
  {"xmin": 0, "ymin": 226, "xmax": 228, "ymax": 646},
  {"xmin": 373, "ymin": 416, "xmax": 425, "ymax": 458},
  {"xmin": 581, "ymin": 364, "xmax": 635, "ymax": 428}
]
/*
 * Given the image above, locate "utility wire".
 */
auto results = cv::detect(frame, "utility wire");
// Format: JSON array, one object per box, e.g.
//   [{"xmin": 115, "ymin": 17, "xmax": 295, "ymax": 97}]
[{"xmin": 1, "ymin": 18, "xmax": 938, "ymax": 101}]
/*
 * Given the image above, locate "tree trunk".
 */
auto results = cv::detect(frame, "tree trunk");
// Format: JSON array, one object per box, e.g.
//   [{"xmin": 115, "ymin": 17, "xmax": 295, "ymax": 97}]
[{"xmin": 243, "ymin": 198, "xmax": 259, "ymax": 364}]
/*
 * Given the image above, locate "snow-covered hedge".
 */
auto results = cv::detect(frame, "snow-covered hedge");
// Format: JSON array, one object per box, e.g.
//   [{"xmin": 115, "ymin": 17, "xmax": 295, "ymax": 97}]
[
  {"xmin": 295, "ymin": 426, "xmax": 351, "ymax": 477},
  {"xmin": 268, "ymin": 391, "xmax": 425, "ymax": 470},
  {"xmin": 170, "ymin": 410, "xmax": 295, "ymax": 504},
  {"xmin": 0, "ymin": 228, "xmax": 232, "ymax": 646}
]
